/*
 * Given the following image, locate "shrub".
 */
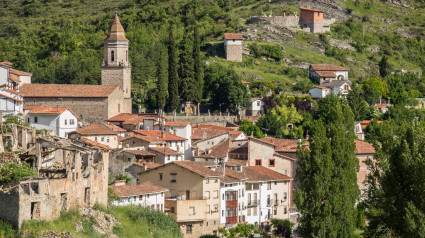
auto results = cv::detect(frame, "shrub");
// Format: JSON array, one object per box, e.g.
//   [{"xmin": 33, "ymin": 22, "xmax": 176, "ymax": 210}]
[
  {"xmin": 0, "ymin": 162, "xmax": 37, "ymax": 183},
  {"xmin": 115, "ymin": 174, "xmax": 131, "ymax": 184}
]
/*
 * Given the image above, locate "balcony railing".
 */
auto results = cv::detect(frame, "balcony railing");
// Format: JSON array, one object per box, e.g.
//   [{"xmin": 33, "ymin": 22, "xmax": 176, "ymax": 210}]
[
  {"xmin": 226, "ymin": 200, "xmax": 238, "ymax": 208},
  {"xmin": 226, "ymin": 216, "xmax": 238, "ymax": 224},
  {"xmin": 247, "ymin": 200, "xmax": 260, "ymax": 207}
]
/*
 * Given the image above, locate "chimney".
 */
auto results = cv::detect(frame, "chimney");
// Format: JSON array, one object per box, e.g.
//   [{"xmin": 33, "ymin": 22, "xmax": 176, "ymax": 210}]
[
  {"xmin": 174, "ymin": 129, "xmax": 177, "ymax": 135},
  {"xmin": 161, "ymin": 131, "xmax": 165, "ymax": 139}
]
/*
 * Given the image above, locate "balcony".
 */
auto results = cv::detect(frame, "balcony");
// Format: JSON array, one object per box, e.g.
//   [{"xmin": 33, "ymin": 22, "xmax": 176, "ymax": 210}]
[
  {"xmin": 226, "ymin": 200, "xmax": 238, "ymax": 208},
  {"xmin": 247, "ymin": 200, "xmax": 259, "ymax": 207},
  {"xmin": 226, "ymin": 216, "xmax": 238, "ymax": 224}
]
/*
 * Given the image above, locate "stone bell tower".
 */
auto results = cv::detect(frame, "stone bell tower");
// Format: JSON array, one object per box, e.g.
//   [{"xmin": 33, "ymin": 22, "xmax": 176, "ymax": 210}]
[{"xmin": 101, "ymin": 15, "xmax": 132, "ymax": 113}]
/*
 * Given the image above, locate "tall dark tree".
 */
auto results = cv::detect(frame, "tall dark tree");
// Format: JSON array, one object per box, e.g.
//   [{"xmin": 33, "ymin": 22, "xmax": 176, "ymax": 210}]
[
  {"xmin": 296, "ymin": 94, "xmax": 359, "ymax": 237},
  {"xmin": 379, "ymin": 56, "xmax": 390, "ymax": 78},
  {"xmin": 365, "ymin": 120, "xmax": 425, "ymax": 237},
  {"xmin": 179, "ymin": 31, "xmax": 196, "ymax": 102},
  {"xmin": 193, "ymin": 25, "xmax": 203, "ymax": 108},
  {"xmin": 167, "ymin": 25, "xmax": 180, "ymax": 111},
  {"xmin": 155, "ymin": 44, "xmax": 167, "ymax": 110},
  {"xmin": 347, "ymin": 86, "xmax": 369, "ymax": 121}
]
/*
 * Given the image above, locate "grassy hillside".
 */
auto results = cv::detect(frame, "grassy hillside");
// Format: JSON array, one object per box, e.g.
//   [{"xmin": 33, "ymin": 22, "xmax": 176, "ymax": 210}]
[
  {"xmin": 0, "ymin": 205, "xmax": 182, "ymax": 238},
  {"xmin": 0, "ymin": 0, "xmax": 424, "ymax": 101}
]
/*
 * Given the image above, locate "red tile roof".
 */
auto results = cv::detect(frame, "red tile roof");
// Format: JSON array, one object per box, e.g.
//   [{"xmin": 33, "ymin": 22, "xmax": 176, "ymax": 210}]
[
  {"xmin": 20, "ymin": 84, "xmax": 120, "ymax": 98},
  {"xmin": 28, "ymin": 106, "xmax": 73, "ymax": 115},
  {"xmin": 315, "ymin": 86, "xmax": 330, "ymax": 89},
  {"xmin": 109, "ymin": 184, "xmax": 168, "ymax": 197},
  {"xmin": 224, "ymin": 33, "xmax": 244, "ymax": 40},
  {"xmin": 226, "ymin": 158, "xmax": 248, "ymax": 166},
  {"xmin": 133, "ymin": 162, "xmax": 161, "ymax": 170},
  {"xmin": 134, "ymin": 130, "xmax": 186, "ymax": 141},
  {"xmin": 102, "ymin": 123, "xmax": 127, "ymax": 132},
  {"xmin": 173, "ymin": 161, "xmax": 223, "ymax": 177},
  {"xmin": 274, "ymin": 153, "xmax": 296, "ymax": 161},
  {"xmin": 241, "ymin": 80, "xmax": 251, "ymax": 85},
  {"xmin": 355, "ymin": 140, "xmax": 375, "ymax": 154},
  {"xmin": 165, "ymin": 121, "xmax": 190, "ymax": 127},
  {"xmin": 316, "ymin": 71, "xmax": 337, "ymax": 78},
  {"xmin": 106, "ymin": 113, "xmax": 138, "ymax": 122},
  {"xmin": 192, "ymin": 128, "xmax": 229, "ymax": 141},
  {"xmin": 149, "ymin": 147, "xmax": 183, "ymax": 155},
  {"xmin": 311, "ymin": 64, "xmax": 350, "ymax": 71},
  {"xmin": 79, "ymin": 138, "xmax": 111, "ymax": 150},
  {"xmin": 259, "ymin": 138, "xmax": 309, "ymax": 153},
  {"xmin": 299, "ymin": 8, "xmax": 324, "ymax": 13},
  {"xmin": 0, "ymin": 92, "xmax": 22, "ymax": 101},
  {"xmin": 196, "ymin": 139, "xmax": 230, "ymax": 159},
  {"xmin": 0, "ymin": 62, "xmax": 32, "ymax": 76},
  {"xmin": 250, "ymin": 137, "xmax": 276, "ymax": 147},
  {"xmin": 76, "ymin": 124, "xmax": 119, "ymax": 135},
  {"xmin": 243, "ymin": 166, "xmax": 292, "ymax": 181}
]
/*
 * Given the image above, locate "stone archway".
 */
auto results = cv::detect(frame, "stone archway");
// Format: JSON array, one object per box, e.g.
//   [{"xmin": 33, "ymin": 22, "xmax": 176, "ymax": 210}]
[{"xmin": 337, "ymin": 74, "xmax": 344, "ymax": 80}]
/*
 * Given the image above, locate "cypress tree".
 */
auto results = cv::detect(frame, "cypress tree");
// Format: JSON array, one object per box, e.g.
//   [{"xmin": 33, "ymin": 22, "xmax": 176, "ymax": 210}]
[
  {"xmin": 167, "ymin": 25, "xmax": 180, "ymax": 111},
  {"xmin": 179, "ymin": 30, "xmax": 196, "ymax": 102},
  {"xmin": 296, "ymin": 94, "xmax": 359, "ymax": 237},
  {"xmin": 193, "ymin": 25, "xmax": 203, "ymax": 104},
  {"xmin": 156, "ymin": 44, "xmax": 167, "ymax": 111}
]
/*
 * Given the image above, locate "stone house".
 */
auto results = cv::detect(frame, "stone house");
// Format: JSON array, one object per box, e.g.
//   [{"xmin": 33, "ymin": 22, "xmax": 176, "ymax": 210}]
[
  {"xmin": 68, "ymin": 123, "xmax": 119, "ymax": 149},
  {"xmin": 109, "ymin": 181, "xmax": 168, "ymax": 210},
  {"xmin": 148, "ymin": 147, "xmax": 184, "ymax": 164},
  {"xmin": 139, "ymin": 161, "xmax": 222, "ymax": 238},
  {"xmin": 309, "ymin": 80, "xmax": 351, "ymax": 99},
  {"xmin": 20, "ymin": 15, "xmax": 132, "ymax": 123},
  {"xmin": 0, "ymin": 136, "xmax": 109, "ymax": 229},
  {"xmin": 224, "ymin": 33, "xmax": 243, "ymax": 62},
  {"xmin": 134, "ymin": 130, "xmax": 187, "ymax": 158},
  {"xmin": 25, "ymin": 106, "xmax": 78, "ymax": 138},
  {"xmin": 309, "ymin": 64, "xmax": 350, "ymax": 84},
  {"xmin": 299, "ymin": 8, "xmax": 332, "ymax": 33}
]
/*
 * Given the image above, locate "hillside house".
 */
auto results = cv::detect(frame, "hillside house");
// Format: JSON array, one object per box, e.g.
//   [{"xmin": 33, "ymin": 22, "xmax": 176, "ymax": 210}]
[
  {"xmin": 68, "ymin": 124, "xmax": 119, "ymax": 149},
  {"xmin": 0, "ymin": 62, "xmax": 29, "ymax": 118},
  {"xmin": 246, "ymin": 98, "xmax": 264, "ymax": 116},
  {"xmin": 134, "ymin": 130, "xmax": 187, "ymax": 158},
  {"xmin": 139, "ymin": 161, "xmax": 222, "ymax": 238},
  {"xmin": 309, "ymin": 64, "xmax": 350, "ymax": 84},
  {"xmin": 109, "ymin": 182, "xmax": 168, "ymax": 210},
  {"xmin": 309, "ymin": 80, "xmax": 351, "ymax": 99},
  {"xmin": 224, "ymin": 33, "xmax": 243, "ymax": 62},
  {"xmin": 25, "ymin": 106, "xmax": 78, "ymax": 138},
  {"xmin": 300, "ymin": 8, "xmax": 332, "ymax": 33}
]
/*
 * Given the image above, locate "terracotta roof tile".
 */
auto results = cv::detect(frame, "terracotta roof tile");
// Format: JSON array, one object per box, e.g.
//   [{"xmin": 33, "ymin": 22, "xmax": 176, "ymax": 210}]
[
  {"xmin": 173, "ymin": 161, "xmax": 223, "ymax": 177},
  {"xmin": 80, "ymin": 138, "xmax": 111, "ymax": 150},
  {"xmin": 109, "ymin": 184, "xmax": 168, "ymax": 197},
  {"xmin": 102, "ymin": 123, "xmax": 127, "ymax": 132},
  {"xmin": 133, "ymin": 162, "xmax": 161, "ymax": 170},
  {"xmin": 9, "ymin": 73, "xmax": 20, "ymax": 83},
  {"xmin": 315, "ymin": 86, "xmax": 330, "ymax": 89},
  {"xmin": 316, "ymin": 71, "xmax": 337, "ymax": 78},
  {"xmin": 105, "ymin": 15, "xmax": 129, "ymax": 42},
  {"xmin": 224, "ymin": 33, "xmax": 244, "ymax": 40},
  {"xmin": 20, "ymin": 84, "xmax": 120, "ymax": 98},
  {"xmin": 106, "ymin": 113, "xmax": 138, "ymax": 122},
  {"xmin": 241, "ymin": 80, "xmax": 251, "ymax": 84},
  {"xmin": 226, "ymin": 158, "xmax": 248, "ymax": 166},
  {"xmin": 76, "ymin": 124, "xmax": 119, "ymax": 135},
  {"xmin": 192, "ymin": 128, "xmax": 228, "ymax": 141},
  {"xmin": 134, "ymin": 130, "xmax": 186, "ymax": 141},
  {"xmin": 197, "ymin": 139, "xmax": 230, "ymax": 159},
  {"xmin": 165, "ymin": 121, "xmax": 190, "ymax": 127},
  {"xmin": 149, "ymin": 147, "xmax": 182, "ymax": 155},
  {"xmin": 311, "ymin": 64, "xmax": 350, "ymax": 71},
  {"xmin": 28, "ymin": 106, "xmax": 73, "ymax": 115},
  {"xmin": 299, "ymin": 8, "xmax": 324, "ymax": 13},
  {"xmin": 243, "ymin": 166, "xmax": 292, "ymax": 181},
  {"xmin": 355, "ymin": 140, "xmax": 375, "ymax": 154}
]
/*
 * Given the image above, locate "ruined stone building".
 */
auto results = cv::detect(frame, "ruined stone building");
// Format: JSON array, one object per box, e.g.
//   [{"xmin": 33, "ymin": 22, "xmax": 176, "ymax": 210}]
[
  {"xmin": 20, "ymin": 15, "xmax": 132, "ymax": 123},
  {"xmin": 0, "ymin": 136, "xmax": 109, "ymax": 228}
]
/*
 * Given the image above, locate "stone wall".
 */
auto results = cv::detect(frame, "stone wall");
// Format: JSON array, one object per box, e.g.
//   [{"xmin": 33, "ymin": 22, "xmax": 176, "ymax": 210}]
[
  {"xmin": 167, "ymin": 115, "xmax": 238, "ymax": 127},
  {"xmin": 24, "ymin": 97, "xmax": 109, "ymax": 123},
  {"xmin": 225, "ymin": 45, "xmax": 243, "ymax": 62}
]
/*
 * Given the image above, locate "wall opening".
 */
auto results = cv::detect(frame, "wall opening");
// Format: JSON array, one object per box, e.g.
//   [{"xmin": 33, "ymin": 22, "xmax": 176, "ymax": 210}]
[{"xmin": 30, "ymin": 202, "xmax": 40, "ymax": 220}]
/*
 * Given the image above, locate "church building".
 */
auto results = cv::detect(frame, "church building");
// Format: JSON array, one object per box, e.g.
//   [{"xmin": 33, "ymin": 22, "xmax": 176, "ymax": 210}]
[{"xmin": 20, "ymin": 15, "xmax": 132, "ymax": 123}]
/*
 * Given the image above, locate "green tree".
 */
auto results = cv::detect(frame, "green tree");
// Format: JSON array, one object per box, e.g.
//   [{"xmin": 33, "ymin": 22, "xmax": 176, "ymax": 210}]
[
  {"xmin": 239, "ymin": 119, "xmax": 264, "ymax": 138},
  {"xmin": 155, "ymin": 44, "xmax": 168, "ymax": 110},
  {"xmin": 379, "ymin": 56, "xmax": 390, "ymax": 78},
  {"xmin": 363, "ymin": 75, "xmax": 388, "ymax": 105},
  {"xmin": 257, "ymin": 105, "xmax": 303, "ymax": 138},
  {"xmin": 271, "ymin": 219, "xmax": 293, "ymax": 238},
  {"xmin": 347, "ymin": 86, "xmax": 369, "ymax": 121},
  {"xmin": 203, "ymin": 64, "xmax": 249, "ymax": 113},
  {"xmin": 365, "ymin": 120, "xmax": 425, "ymax": 237},
  {"xmin": 193, "ymin": 24, "xmax": 203, "ymax": 104},
  {"xmin": 179, "ymin": 31, "xmax": 196, "ymax": 102},
  {"xmin": 386, "ymin": 74, "xmax": 408, "ymax": 106},
  {"xmin": 295, "ymin": 95, "xmax": 359, "ymax": 237},
  {"xmin": 167, "ymin": 25, "xmax": 180, "ymax": 111},
  {"xmin": 0, "ymin": 162, "xmax": 37, "ymax": 183}
]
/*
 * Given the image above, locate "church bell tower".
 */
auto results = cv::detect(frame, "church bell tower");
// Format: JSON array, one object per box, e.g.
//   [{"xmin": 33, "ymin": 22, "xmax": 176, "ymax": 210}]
[{"xmin": 101, "ymin": 15, "xmax": 132, "ymax": 113}]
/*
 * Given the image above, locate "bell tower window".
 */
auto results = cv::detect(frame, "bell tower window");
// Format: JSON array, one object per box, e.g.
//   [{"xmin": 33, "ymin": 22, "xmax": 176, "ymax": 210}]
[
  {"xmin": 111, "ymin": 51, "xmax": 115, "ymax": 62},
  {"xmin": 126, "ymin": 50, "xmax": 128, "ymax": 62}
]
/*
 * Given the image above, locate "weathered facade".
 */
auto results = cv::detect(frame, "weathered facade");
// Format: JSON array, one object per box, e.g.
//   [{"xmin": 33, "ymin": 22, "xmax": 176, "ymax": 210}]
[
  {"xmin": 224, "ymin": 33, "xmax": 243, "ymax": 62},
  {"xmin": 0, "ymin": 136, "xmax": 109, "ymax": 229}
]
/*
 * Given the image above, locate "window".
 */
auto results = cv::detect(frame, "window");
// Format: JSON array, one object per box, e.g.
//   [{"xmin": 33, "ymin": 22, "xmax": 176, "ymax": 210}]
[
  {"xmin": 101, "ymin": 137, "xmax": 105, "ymax": 142},
  {"xmin": 34, "ymin": 117, "xmax": 38, "ymax": 123},
  {"xmin": 283, "ymin": 192, "xmax": 287, "ymax": 200},
  {"xmin": 126, "ymin": 50, "xmax": 128, "ymax": 62},
  {"xmin": 267, "ymin": 182, "xmax": 271, "ymax": 190},
  {"xmin": 284, "ymin": 207, "xmax": 287, "ymax": 214},
  {"xmin": 189, "ymin": 207, "xmax": 195, "ymax": 215},
  {"xmin": 159, "ymin": 173, "xmax": 163, "ymax": 181},
  {"xmin": 213, "ymin": 190, "xmax": 218, "ymax": 198},
  {"xmin": 111, "ymin": 51, "xmax": 115, "ymax": 62},
  {"xmin": 274, "ymin": 209, "xmax": 277, "ymax": 215},
  {"xmin": 257, "ymin": 101, "xmax": 260, "ymax": 106},
  {"xmin": 139, "ymin": 195, "xmax": 144, "ymax": 200},
  {"xmin": 186, "ymin": 225, "xmax": 192, "ymax": 234},
  {"xmin": 134, "ymin": 196, "xmax": 137, "ymax": 201},
  {"xmin": 64, "ymin": 119, "xmax": 67, "ymax": 125},
  {"xmin": 127, "ymin": 197, "xmax": 130, "ymax": 202},
  {"xmin": 95, "ymin": 137, "xmax": 98, "ymax": 142},
  {"xmin": 118, "ymin": 104, "xmax": 120, "ymax": 113},
  {"xmin": 213, "ymin": 204, "xmax": 218, "ymax": 212},
  {"xmin": 248, "ymin": 193, "xmax": 251, "ymax": 204},
  {"xmin": 167, "ymin": 155, "xmax": 170, "ymax": 161},
  {"xmin": 205, "ymin": 191, "xmax": 210, "ymax": 199},
  {"xmin": 107, "ymin": 138, "xmax": 110, "ymax": 142},
  {"xmin": 253, "ymin": 207, "xmax": 257, "ymax": 216},
  {"xmin": 170, "ymin": 173, "xmax": 177, "ymax": 182},
  {"xmin": 28, "ymin": 118, "xmax": 30, "ymax": 123},
  {"xmin": 248, "ymin": 208, "xmax": 251, "ymax": 216},
  {"xmin": 269, "ymin": 159, "xmax": 275, "ymax": 167},
  {"xmin": 344, "ymin": 84, "xmax": 349, "ymax": 90},
  {"xmin": 222, "ymin": 210, "xmax": 224, "ymax": 216},
  {"xmin": 70, "ymin": 119, "xmax": 75, "ymax": 125},
  {"xmin": 255, "ymin": 159, "xmax": 262, "ymax": 166},
  {"xmin": 318, "ymin": 12, "xmax": 320, "ymax": 16},
  {"xmin": 206, "ymin": 205, "xmax": 210, "ymax": 213}
]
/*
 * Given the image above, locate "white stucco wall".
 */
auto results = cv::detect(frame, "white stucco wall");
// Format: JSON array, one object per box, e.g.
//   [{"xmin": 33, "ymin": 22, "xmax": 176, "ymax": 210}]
[
  {"xmin": 111, "ymin": 191, "xmax": 166, "ymax": 211},
  {"xmin": 0, "ymin": 67, "xmax": 8, "ymax": 85},
  {"xmin": 224, "ymin": 39, "xmax": 242, "ymax": 46},
  {"xmin": 335, "ymin": 70, "xmax": 349, "ymax": 80},
  {"xmin": 309, "ymin": 88, "xmax": 329, "ymax": 98},
  {"xmin": 27, "ymin": 110, "xmax": 78, "ymax": 138}
]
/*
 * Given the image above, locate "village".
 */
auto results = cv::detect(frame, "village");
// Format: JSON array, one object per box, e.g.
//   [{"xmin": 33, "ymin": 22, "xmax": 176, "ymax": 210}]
[{"xmin": 0, "ymin": 7, "xmax": 402, "ymax": 238}]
